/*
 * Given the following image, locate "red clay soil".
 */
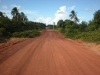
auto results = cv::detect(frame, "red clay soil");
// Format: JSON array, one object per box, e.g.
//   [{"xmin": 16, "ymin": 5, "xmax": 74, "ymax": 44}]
[{"xmin": 0, "ymin": 29, "xmax": 100, "ymax": 75}]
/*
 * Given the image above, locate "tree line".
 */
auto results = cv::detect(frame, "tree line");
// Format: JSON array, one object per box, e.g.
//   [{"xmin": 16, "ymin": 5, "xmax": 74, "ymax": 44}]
[
  {"xmin": 0, "ymin": 7, "xmax": 46, "ymax": 42},
  {"xmin": 56, "ymin": 9, "xmax": 100, "ymax": 43}
]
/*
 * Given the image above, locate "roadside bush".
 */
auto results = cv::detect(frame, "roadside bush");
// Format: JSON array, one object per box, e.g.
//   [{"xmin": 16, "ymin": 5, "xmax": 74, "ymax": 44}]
[
  {"xmin": 74, "ymin": 29, "xmax": 100, "ymax": 43},
  {"xmin": 0, "ymin": 28, "xmax": 8, "ymax": 37},
  {"xmin": 64, "ymin": 29, "xmax": 79, "ymax": 39},
  {"xmin": 12, "ymin": 30, "xmax": 40, "ymax": 38}
]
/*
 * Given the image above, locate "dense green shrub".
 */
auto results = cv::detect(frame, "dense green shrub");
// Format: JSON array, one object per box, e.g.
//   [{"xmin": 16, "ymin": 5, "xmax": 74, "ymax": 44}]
[
  {"xmin": 67, "ymin": 29, "xmax": 100, "ymax": 43},
  {"xmin": 12, "ymin": 30, "xmax": 40, "ymax": 38},
  {"xmin": 64, "ymin": 29, "xmax": 79, "ymax": 39}
]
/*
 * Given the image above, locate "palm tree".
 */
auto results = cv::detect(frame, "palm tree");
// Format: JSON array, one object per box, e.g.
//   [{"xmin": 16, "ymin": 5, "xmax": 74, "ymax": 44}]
[
  {"xmin": 69, "ymin": 10, "xmax": 79, "ymax": 23},
  {"xmin": 20, "ymin": 12, "xmax": 28, "ymax": 23},
  {"xmin": 20, "ymin": 12, "xmax": 24, "ymax": 21},
  {"xmin": 11, "ymin": 7, "xmax": 19, "ymax": 21}
]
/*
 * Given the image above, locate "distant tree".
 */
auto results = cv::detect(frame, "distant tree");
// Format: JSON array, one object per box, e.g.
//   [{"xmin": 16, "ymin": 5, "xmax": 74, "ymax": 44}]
[
  {"xmin": 64, "ymin": 19, "xmax": 74, "ymax": 26},
  {"xmin": 20, "ymin": 12, "xmax": 28, "ymax": 22},
  {"xmin": 57, "ymin": 20, "xmax": 64, "ymax": 28},
  {"xmin": 88, "ymin": 20, "xmax": 96, "ymax": 31},
  {"xmin": 69, "ymin": 10, "xmax": 79, "ymax": 23},
  {"xmin": 18, "ymin": 12, "xmax": 28, "ymax": 23},
  {"xmin": 79, "ymin": 21, "xmax": 87, "ymax": 32},
  {"xmin": 11, "ymin": 7, "xmax": 19, "ymax": 21},
  {"xmin": 0, "ymin": 11, "xmax": 5, "ymax": 18},
  {"xmin": 47, "ymin": 25, "xmax": 54, "ymax": 29},
  {"xmin": 93, "ymin": 10, "xmax": 100, "ymax": 28}
]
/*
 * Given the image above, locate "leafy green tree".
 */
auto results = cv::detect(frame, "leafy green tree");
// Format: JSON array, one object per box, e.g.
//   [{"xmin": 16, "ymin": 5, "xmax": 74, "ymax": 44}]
[
  {"xmin": 11, "ymin": 7, "xmax": 19, "ymax": 21},
  {"xmin": 69, "ymin": 10, "xmax": 79, "ymax": 23},
  {"xmin": 20, "ymin": 12, "xmax": 28, "ymax": 23},
  {"xmin": 64, "ymin": 19, "xmax": 74, "ymax": 27},
  {"xmin": 79, "ymin": 21, "xmax": 87, "ymax": 32},
  {"xmin": 57, "ymin": 20, "xmax": 64, "ymax": 28},
  {"xmin": 88, "ymin": 20, "xmax": 96, "ymax": 31},
  {"xmin": 0, "ymin": 27, "xmax": 8, "ymax": 38},
  {"xmin": 0, "ymin": 11, "xmax": 5, "ymax": 18},
  {"xmin": 93, "ymin": 10, "xmax": 100, "ymax": 28},
  {"xmin": 64, "ymin": 19, "xmax": 71, "ymax": 25}
]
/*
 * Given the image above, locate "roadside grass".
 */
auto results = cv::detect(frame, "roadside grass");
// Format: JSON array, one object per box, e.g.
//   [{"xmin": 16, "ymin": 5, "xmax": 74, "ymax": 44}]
[
  {"xmin": 12, "ymin": 29, "xmax": 40, "ymax": 38},
  {"xmin": 57, "ymin": 28, "xmax": 100, "ymax": 44},
  {"xmin": 0, "ymin": 29, "xmax": 41, "ymax": 44}
]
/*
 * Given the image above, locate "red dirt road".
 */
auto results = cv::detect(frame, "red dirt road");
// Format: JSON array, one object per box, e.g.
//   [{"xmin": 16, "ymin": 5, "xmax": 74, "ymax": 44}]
[{"xmin": 0, "ymin": 29, "xmax": 100, "ymax": 75}]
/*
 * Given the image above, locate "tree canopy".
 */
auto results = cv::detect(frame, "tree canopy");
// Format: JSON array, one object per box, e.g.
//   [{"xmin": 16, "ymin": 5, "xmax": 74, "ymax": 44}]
[
  {"xmin": 57, "ymin": 20, "xmax": 63, "ymax": 28},
  {"xmin": 0, "ymin": 7, "xmax": 46, "ymax": 41},
  {"xmin": 93, "ymin": 10, "xmax": 100, "ymax": 27},
  {"xmin": 57, "ymin": 9, "xmax": 100, "ymax": 43}
]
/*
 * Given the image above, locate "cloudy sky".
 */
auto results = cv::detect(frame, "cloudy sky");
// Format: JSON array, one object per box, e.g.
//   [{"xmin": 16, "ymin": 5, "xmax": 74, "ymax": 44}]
[{"xmin": 0, "ymin": 0, "xmax": 100, "ymax": 24}]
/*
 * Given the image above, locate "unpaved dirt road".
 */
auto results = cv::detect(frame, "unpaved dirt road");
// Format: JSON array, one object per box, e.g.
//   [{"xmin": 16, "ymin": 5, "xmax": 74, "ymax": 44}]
[{"xmin": 0, "ymin": 29, "xmax": 100, "ymax": 75}]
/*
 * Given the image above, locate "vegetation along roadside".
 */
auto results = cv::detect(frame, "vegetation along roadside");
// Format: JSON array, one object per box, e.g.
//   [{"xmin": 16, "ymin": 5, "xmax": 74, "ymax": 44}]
[
  {"xmin": 0, "ymin": 7, "xmax": 46, "ymax": 43},
  {"xmin": 54, "ymin": 9, "xmax": 100, "ymax": 44}
]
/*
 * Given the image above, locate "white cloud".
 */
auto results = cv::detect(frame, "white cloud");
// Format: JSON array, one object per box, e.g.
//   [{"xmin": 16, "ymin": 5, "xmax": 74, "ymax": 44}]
[
  {"xmin": 53, "ymin": 6, "xmax": 68, "ymax": 24},
  {"xmin": 35, "ymin": 6, "xmax": 69, "ymax": 25},
  {"xmin": 36, "ymin": 17, "xmax": 53, "ymax": 24},
  {"xmin": 45, "ymin": 18, "xmax": 53, "ymax": 24},
  {"xmin": 11, "ymin": 4, "xmax": 21, "ymax": 9},
  {"xmin": 2, "ymin": 5, "xmax": 8, "ymax": 9}
]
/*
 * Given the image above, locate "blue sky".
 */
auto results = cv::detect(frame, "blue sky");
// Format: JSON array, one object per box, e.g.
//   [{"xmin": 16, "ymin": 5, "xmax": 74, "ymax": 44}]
[{"xmin": 0, "ymin": 0, "xmax": 100, "ymax": 24}]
